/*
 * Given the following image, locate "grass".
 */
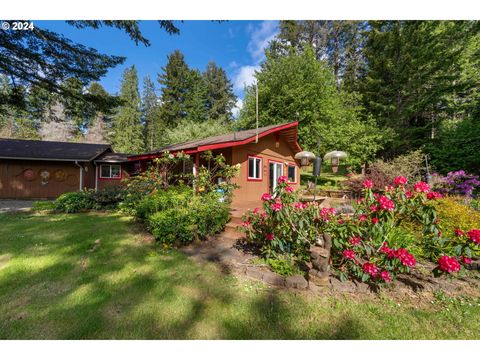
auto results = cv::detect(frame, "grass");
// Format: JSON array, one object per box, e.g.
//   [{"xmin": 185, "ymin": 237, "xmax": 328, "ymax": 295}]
[
  {"xmin": 0, "ymin": 211, "xmax": 479, "ymax": 339},
  {"xmin": 300, "ymin": 166, "xmax": 348, "ymax": 191}
]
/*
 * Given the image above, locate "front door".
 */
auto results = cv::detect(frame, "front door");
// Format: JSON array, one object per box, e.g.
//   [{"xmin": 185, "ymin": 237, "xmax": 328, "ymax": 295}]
[{"xmin": 269, "ymin": 161, "xmax": 284, "ymax": 193}]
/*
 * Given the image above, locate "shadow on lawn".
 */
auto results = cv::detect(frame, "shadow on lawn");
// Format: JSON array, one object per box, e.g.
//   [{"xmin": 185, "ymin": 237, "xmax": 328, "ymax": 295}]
[{"xmin": 0, "ymin": 212, "xmax": 366, "ymax": 340}]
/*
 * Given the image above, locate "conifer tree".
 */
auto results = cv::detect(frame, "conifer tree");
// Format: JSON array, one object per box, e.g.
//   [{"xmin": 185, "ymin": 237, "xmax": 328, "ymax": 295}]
[
  {"xmin": 203, "ymin": 61, "xmax": 236, "ymax": 123},
  {"xmin": 111, "ymin": 65, "xmax": 144, "ymax": 153}
]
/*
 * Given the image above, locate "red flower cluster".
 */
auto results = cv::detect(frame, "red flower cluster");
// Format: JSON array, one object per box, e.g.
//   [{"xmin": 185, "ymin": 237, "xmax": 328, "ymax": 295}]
[
  {"xmin": 294, "ymin": 202, "xmax": 307, "ymax": 209},
  {"xmin": 380, "ymin": 244, "xmax": 416, "ymax": 267},
  {"xmin": 437, "ymin": 255, "xmax": 461, "ymax": 273},
  {"xmin": 271, "ymin": 199, "xmax": 283, "ymax": 212},
  {"xmin": 362, "ymin": 179, "xmax": 374, "ymax": 189},
  {"xmin": 343, "ymin": 249, "xmax": 356, "ymax": 260},
  {"xmin": 319, "ymin": 207, "xmax": 336, "ymax": 221},
  {"xmin": 371, "ymin": 217, "xmax": 379, "ymax": 224},
  {"xmin": 285, "ymin": 186, "xmax": 294, "ymax": 193},
  {"xmin": 261, "ymin": 193, "xmax": 272, "ymax": 201},
  {"xmin": 467, "ymin": 229, "xmax": 480, "ymax": 245},
  {"xmin": 242, "ymin": 220, "xmax": 250, "ymax": 227},
  {"xmin": 413, "ymin": 181, "xmax": 430, "ymax": 193},
  {"xmin": 349, "ymin": 236, "xmax": 361, "ymax": 246},
  {"xmin": 405, "ymin": 191, "xmax": 413, "ymax": 198},
  {"xmin": 460, "ymin": 256, "xmax": 472, "ymax": 265},
  {"xmin": 427, "ymin": 191, "xmax": 442, "ymax": 200},
  {"xmin": 394, "ymin": 176, "xmax": 408, "ymax": 186},
  {"xmin": 377, "ymin": 195, "xmax": 395, "ymax": 211},
  {"xmin": 370, "ymin": 205, "xmax": 378, "ymax": 212},
  {"xmin": 380, "ymin": 271, "xmax": 391, "ymax": 282},
  {"xmin": 363, "ymin": 262, "xmax": 379, "ymax": 277},
  {"xmin": 454, "ymin": 228, "xmax": 464, "ymax": 237},
  {"xmin": 266, "ymin": 233, "xmax": 275, "ymax": 241},
  {"xmin": 278, "ymin": 175, "xmax": 288, "ymax": 184}
]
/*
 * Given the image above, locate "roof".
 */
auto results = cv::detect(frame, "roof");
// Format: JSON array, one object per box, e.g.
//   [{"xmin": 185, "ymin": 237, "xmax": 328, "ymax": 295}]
[
  {"xmin": 129, "ymin": 121, "xmax": 301, "ymax": 160},
  {"xmin": 0, "ymin": 138, "xmax": 111, "ymax": 162},
  {"xmin": 95, "ymin": 152, "xmax": 132, "ymax": 163}
]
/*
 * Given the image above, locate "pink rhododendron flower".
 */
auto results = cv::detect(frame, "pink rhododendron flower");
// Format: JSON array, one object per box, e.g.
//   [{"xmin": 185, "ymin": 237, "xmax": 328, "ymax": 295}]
[
  {"xmin": 394, "ymin": 176, "xmax": 408, "ymax": 186},
  {"xmin": 242, "ymin": 221, "xmax": 250, "ymax": 227},
  {"xmin": 349, "ymin": 236, "xmax": 361, "ymax": 246},
  {"xmin": 265, "ymin": 233, "xmax": 275, "ymax": 241},
  {"xmin": 294, "ymin": 202, "xmax": 307, "ymax": 210},
  {"xmin": 358, "ymin": 214, "xmax": 367, "ymax": 222},
  {"xmin": 343, "ymin": 249, "xmax": 356, "ymax": 260},
  {"xmin": 438, "ymin": 255, "xmax": 461, "ymax": 273},
  {"xmin": 405, "ymin": 191, "xmax": 413, "ymax": 198},
  {"xmin": 271, "ymin": 200, "xmax": 283, "ymax": 212},
  {"xmin": 261, "ymin": 193, "xmax": 272, "ymax": 201},
  {"xmin": 319, "ymin": 207, "xmax": 336, "ymax": 221},
  {"xmin": 253, "ymin": 207, "xmax": 260, "ymax": 214},
  {"xmin": 363, "ymin": 262, "xmax": 378, "ymax": 277},
  {"xmin": 427, "ymin": 191, "xmax": 442, "ymax": 200},
  {"xmin": 395, "ymin": 248, "xmax": 416, "ymax": 267},
  {"xmin": 278, "ymin": 175, "xmax": 288, "ymax": 184},
  {"xmin": 385, "ymin": 185, "xmax": 394, "ymax": 192},
  {"xmin": 460, "ymin": 256, "xmax": 472, "ymax": 265},
  {"xmin": 377, "ymin": 195, "xmax": 395, "ymax": 211},
  {"xmin": 380, "ymin": 271, "xmax": 391, "ymax": 282},
  {"xmin": 285, "ymin": 186, "xmax": 294, "ymax": 193},
  {"xmin": 467, "ymin": 229, "xmax": 480, "ymax": 245},
  {"xmin": 380, "ymin": 244, "xmax": 396, "ymax": 258},
  {"xmin": 454, "ymin": 228, "xmax": 464, "ymax": 237},
  {"xmin": 371, "ymin": 217, "xmax": 379, "ymax": 224},
  {"xmin": 370, "ymin": 205, "xmax": 378, "ymax": 212},
  {"xmin": 413, "ymin": 181, "xmax": 430, "ymax": 193},
  {"xmin": 362, "ymin": 179, "xmax": 374, "ymax": 189}
]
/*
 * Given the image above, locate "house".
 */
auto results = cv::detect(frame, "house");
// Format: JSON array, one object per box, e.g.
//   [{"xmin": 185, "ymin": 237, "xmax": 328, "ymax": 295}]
[
  {"xmin": 129, "ymin": 121, "xmax": 302, "ymax": 209},
  {"xmin": 0, "ymin": 121, "xmax": 302, "ymax": 205},
  {"xmin": 0, "ymin": 138, "xmax": 132, "ymax": 199}
]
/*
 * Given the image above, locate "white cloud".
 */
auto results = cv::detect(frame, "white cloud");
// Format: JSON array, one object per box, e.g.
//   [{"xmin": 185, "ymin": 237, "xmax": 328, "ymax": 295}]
[
  {"xmin": 247, "ymin": 21, "xmax": 279, "ymax": 63},
  {"xmin": 233, "ymin": 65, "xmax": 259, "ymax": 91},
  {"xmin": 232, "ymin": 98, "xmax": 243, "ymax": 118},
  {"xmin": 228, "ymin": 60, "xmax": 239, "ymax": 69}
]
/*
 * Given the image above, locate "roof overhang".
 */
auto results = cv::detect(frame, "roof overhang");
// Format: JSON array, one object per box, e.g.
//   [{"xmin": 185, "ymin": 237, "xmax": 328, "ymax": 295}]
[
  {"xmin": 128, "ymin": 121, "xmax": 302, "ymax": 161},
  {"xmin": 0, "ymin": 156, "xmax": 93, "ymax": 162}
]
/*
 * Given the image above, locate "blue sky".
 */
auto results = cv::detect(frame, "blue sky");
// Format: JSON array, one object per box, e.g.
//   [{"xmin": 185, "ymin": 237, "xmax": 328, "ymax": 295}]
[{"xmin": 34, "ymin": 20, "xmax": 280, "ymax": 113}]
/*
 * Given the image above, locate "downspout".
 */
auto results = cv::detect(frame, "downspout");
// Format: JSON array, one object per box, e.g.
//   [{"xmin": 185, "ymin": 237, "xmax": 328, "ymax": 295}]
[
  {"xmin": 75, "ymin": 161, "xmax": 83, "ymax": 191},
  {"xmin": 95, "ymin": 163, "xmax": 98, "ymax": 192}
]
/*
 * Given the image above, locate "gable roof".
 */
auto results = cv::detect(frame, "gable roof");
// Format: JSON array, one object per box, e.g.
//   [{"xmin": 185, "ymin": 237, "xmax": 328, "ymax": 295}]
[
  {"xmin": 95, "ymin": 152, "xmax": 132, "ymax": 163},
  {"xmin": 0, "ymin": 138, "xmax": 111, "ymax": 162},
  {"xmin": 129, "ymin": 121, "xmax": 301, "ymax": 160}
]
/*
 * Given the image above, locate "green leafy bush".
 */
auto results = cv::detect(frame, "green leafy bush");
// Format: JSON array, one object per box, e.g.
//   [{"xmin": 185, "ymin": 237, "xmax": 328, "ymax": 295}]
[
  {"xmin": 135, "ymin": 186, "xmax": 191, "ymax": 220},
  {"xmin": 147, "ymin": 193, "xmax": 229, "ymax": 246},
  {"xmin": 90, "ymin": 186, "xmax": 125, "ymax": 209},
  {"xmin": 266, "ymin": 255, "xmax": 302, "ymax": 276},
  {"xmin": 55, "ymin": 192, "xmax": 95, "ymax": 213}
]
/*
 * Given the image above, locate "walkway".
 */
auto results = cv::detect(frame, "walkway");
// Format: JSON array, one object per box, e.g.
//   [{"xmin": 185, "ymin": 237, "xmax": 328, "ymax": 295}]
[{"xmin": 0, "ymin": 200, "xmax": 33, "ymax": 214}]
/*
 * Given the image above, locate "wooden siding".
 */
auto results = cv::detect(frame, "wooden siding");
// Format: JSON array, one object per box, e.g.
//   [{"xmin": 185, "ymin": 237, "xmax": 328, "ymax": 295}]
[{"xmin": 0, "ymin": 159, "xmax": 83, "ymax": 199}]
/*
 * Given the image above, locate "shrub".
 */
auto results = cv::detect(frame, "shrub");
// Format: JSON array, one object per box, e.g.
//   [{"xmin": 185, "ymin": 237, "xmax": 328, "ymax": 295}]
[
  {"xmin": 434, "ymin": 197, "xmax": 480, "ymax": 237},
  {"xmin": 147, "ymin": 192, "xmax": 229, "ymax": 246},
  {"xmin": 89, "ymin": 186, "xmax": 125, "ymax": 209},
  {"xmin": 135, "ymin": 186, "xmax": 191, "ymax": 220},
  {"xmin": 55, "ymin": 191, "xmax": 95, "ymax": 213},
  {"xmin": 433, "ymin": 170, "xmax": 480, "ymax": 198},
  {"xmin": 266, "ymin": 255, "xmax": 302, "ymax": 276}
]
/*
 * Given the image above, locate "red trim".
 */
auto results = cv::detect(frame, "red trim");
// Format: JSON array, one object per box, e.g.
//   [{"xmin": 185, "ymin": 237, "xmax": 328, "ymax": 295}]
[
  {"xmin": 246, "ymin": 154, "xmax": 263, "ymax": 182},
  {"xmin": 98, "ymin": 164, "xmax": 123, "ymax": 180},
  {"xmin": 286, "ymin": 162, "xmax": 298, "ymax": 184},
  {"xmin": 127, "ymin": 121, "xmax": 301, "ymax": 161},
  {"xmin": 267, "ymin": 159, "xmax": 284, "ymax": 194}
]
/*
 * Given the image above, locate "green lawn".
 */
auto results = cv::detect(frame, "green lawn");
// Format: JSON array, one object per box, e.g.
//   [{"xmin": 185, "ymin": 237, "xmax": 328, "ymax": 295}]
[{"xmin": 0, "ymin": 212, "xmax": 479, "ymax": 339}]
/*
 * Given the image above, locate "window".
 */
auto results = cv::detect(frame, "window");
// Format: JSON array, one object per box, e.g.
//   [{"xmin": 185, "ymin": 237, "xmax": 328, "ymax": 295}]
[
  {"xmin": 99, "ymin": 164, "xmax": 122, "ymax": 179},
  {"xmin": 247, "ymin": 156, "xmax": 262, "ymax": 180},
  {"xmin": 287, "ymin": 164, "xmax": 296, "ymax": 183}
]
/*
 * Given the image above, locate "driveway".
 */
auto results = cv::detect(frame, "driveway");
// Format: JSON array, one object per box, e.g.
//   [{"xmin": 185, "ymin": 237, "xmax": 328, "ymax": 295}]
[{"xmin": 0, "ymin": 200, "xmax": 34, "ymax": 214}]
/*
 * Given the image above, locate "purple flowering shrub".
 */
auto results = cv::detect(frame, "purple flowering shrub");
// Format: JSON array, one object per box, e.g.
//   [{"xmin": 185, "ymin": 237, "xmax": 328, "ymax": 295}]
[{"xmin": 433, "ymin": 170, "xmax": 480, "ymax": 198}]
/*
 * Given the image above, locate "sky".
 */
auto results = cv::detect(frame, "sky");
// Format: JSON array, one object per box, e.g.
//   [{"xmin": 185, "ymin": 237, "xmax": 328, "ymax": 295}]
[{"xmin": 34, "ymin": 20, "xmax": 280, "ymax": 115}]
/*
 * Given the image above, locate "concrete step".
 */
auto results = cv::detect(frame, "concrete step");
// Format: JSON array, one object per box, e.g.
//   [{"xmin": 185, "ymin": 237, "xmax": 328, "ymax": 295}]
[{"xmin": 221, "ymin": 223, "xmax": 245, "ymax": 240}]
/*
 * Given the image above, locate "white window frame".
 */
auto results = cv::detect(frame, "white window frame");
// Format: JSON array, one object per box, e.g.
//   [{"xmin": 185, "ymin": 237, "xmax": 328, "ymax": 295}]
[
  {"xmin": 99, "ymin": 164, "xmax": 122, "ymax": 179},
  {"xmin": 247, "ymin": 156, "xmax": 263, "ymax": 181}
]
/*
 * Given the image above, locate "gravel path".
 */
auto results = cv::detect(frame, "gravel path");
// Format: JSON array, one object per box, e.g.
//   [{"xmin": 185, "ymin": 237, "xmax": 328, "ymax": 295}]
[{"xmin": 0, "ymin": 200, "xmax": 34, "ymax": 214}]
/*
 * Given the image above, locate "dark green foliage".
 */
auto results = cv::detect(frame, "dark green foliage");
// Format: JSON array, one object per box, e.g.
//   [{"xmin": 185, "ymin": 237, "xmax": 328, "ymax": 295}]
[
  {"xmin": 54, "ymin": 187, "xmax": 125, "ymax": 213},
  {"xmin": 203, "ymin": 61, "xmax": 236, "ymax": 123},
  {"xmin": 134, "ymin": 186, "xmax": 191, "ymax": 220},
  {"xmin": 142, "ymin": 76, "xmax": 162, "ymax": 150},
  {"xmin": 147, "ymin": 192, "xmax": 230, "ymax": 246},
  {"xmin": 111, "ymin": 65, "xmax": 145, "ymax": 153}
]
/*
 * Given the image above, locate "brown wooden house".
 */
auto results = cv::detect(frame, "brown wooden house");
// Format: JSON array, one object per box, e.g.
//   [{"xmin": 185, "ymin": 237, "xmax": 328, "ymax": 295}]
[{"xmin": 0, "ymin": 122, "xmax": 302, "ymax": 206}]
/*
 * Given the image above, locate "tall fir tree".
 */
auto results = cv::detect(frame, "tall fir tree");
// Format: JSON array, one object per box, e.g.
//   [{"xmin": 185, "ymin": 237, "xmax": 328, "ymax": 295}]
[
  {"xmin": 111, "ymin": 65, "xmax": 144, "ymax": 153},
  {"xmin": 203, "ymin": 61, "xmax": 236, "ymax": 123},
  {"xmin": 141, "ymin": 76, "xmax": 162, "ymax": 150}
]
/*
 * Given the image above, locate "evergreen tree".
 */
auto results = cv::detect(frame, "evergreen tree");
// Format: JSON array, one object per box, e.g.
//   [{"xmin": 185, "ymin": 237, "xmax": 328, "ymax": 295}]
[
  {"xmin": 158, "ymin": 50, "xmax": 194, "ymax": 126},
  {"xmin": 111, "ymin": 65, "xmax": 144, "ymax": 153},
  {"xmin": 141, "ymin": 76, "xmax": 162, "ymax": 150},
  {"xmin": 203, "ymin": 61, "xmax": 236, "ymax": 123},
  {"xmin": 184, "ymin": 69, "xmax": 208, "ymax": 122},
  {"xmin": 238, "ymin": 47, "xmax": 385, "ymax": 166}
]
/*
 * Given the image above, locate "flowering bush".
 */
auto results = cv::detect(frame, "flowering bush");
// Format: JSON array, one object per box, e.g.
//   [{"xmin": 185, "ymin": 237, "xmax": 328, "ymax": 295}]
[
  {"xmin": 434, "ymin": 170, "xmax": 480, "ymax": 198},
  {"xmin": 242, "ymin": 174, "xmax": 477, "ymax": 284}
]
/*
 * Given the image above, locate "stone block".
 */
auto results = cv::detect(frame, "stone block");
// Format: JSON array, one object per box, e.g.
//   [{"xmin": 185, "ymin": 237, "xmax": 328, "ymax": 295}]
[
  {"xmin": 285, "ymin": 275, "xmax": 309, "ymax": 290},
  {"xmin": 330, "ymin": 277, "xmax": 357, "ymax": 293},
  {"xmin": 245, "ymin": 266, "xmax": 265, "ymax": 280},
  {"xmin": 262, "ymin": 271, "xmax": 286, "ymax": 286}
]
